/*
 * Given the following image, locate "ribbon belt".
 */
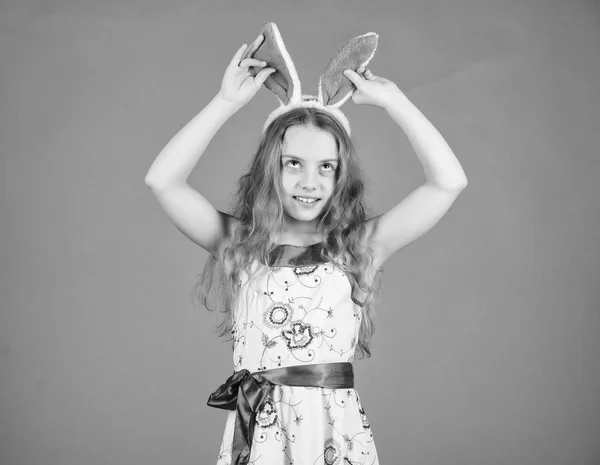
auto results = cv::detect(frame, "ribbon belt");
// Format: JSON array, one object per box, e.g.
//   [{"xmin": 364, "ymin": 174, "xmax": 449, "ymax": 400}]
[{"xmin": 207, "ymin": 362, "xmax": 354, "ymax": 465}]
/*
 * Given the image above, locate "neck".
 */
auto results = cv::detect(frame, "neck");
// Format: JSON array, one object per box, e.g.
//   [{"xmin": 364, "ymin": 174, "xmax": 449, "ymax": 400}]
[
  {"xmin": 281, "ymin": 213, "xmax": 323, "ymax": 233},
  {"xmin": 275, "ymin": 231, "xmax": 324, "ymax": 247}
]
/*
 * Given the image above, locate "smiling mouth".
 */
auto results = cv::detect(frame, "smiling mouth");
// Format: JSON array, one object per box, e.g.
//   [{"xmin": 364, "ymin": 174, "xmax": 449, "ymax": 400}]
[{"xmin": 293, "ymin": 196, "xmax": 321, "ymax": 204}]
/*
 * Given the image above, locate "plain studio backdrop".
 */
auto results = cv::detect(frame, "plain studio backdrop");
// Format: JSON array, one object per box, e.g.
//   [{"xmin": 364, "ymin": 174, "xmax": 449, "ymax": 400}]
[{"xmin": 1, "ymin": 1, "xmax": 599, "ymax": 464}]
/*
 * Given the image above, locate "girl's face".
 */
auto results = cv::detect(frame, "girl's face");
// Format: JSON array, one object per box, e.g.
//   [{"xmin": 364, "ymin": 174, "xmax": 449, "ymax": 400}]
[{"xmin": 279, "ymin": 124, "xmax": 339, "ymax": 231}]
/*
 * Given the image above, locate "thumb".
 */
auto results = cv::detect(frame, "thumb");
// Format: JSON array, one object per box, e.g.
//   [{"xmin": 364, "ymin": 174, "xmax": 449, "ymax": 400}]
[{"xmin": 255, "ymin": 67, "xmax": 276, "ymax": 85}]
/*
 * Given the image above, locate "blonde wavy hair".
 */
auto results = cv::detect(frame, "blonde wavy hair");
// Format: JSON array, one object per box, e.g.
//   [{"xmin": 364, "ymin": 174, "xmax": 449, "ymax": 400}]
[{"xmin": 192, "ymin": 107, "xmax": 384, "ymax": 358}]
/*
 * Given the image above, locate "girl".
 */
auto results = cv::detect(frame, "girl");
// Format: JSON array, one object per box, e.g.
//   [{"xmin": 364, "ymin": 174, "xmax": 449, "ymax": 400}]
[{"xmin": 145, "ymin": 28, "xmax": 467, "ymax": 465}]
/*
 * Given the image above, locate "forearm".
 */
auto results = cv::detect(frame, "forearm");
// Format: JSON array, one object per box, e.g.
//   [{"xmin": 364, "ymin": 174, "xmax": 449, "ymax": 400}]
[
  {"xmin": 384, "ymin": 93, "xmax": 468, "ymax": 190},
  {"xmin": 144, "ymin": 93, "xmax": 240, "ymax": 187}
]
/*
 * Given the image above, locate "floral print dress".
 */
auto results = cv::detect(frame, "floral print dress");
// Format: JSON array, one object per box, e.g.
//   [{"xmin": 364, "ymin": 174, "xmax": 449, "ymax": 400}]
[{"xmin": 215, "ymin": 243, "xmax": 379, "ymax": 465}]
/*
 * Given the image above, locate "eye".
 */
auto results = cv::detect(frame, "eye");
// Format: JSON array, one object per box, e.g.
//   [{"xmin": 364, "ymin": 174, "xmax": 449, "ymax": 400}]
[
  {"xmin": 322, "ymin": 163, "xmax": 335, "ymax": 171},
  {"xmin": 285, "ymin": 160, "xmax": 300, "ymax": 168}
]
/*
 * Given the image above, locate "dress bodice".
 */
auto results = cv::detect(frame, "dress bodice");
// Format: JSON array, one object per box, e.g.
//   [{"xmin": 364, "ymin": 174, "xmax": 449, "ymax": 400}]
[{"xmin": 231, "ymin": 243, "xmax": 363, "ymax": 372}]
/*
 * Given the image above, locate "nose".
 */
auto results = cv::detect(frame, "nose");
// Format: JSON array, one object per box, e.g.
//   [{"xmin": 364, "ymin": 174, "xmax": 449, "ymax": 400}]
[{"xmin": 300, "ymin": 169, "xmax": 319, "ymax": 190}]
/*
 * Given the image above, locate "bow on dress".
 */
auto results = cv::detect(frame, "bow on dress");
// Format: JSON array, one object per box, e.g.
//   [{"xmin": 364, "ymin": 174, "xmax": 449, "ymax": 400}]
[
  {"xmin": 207, "ymin": 362, "xmax": 354, "ymax": 465},
  {"xmin": 207, "ymin": 369, "xmax": 273, "ymax": 465}
]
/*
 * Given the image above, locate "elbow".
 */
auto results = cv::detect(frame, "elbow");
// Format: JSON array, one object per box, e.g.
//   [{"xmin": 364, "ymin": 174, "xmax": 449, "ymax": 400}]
[
  {"xmin": 452, "ymin": 182, "xmax": 468, "ymax": 193},
  {"xmin": 145, "ymin": 177, "xmax": 165, "ymax": 191},
  {"xmin": 145, "ymin": 172, "xmax": 163, "ymax": 188},
  {"xmin": 452, "ymin": 174, "xmax": 469, "ymax": 191},
  {"xmin": 145, "ymin": 175, "xmax": 183, "ymax": 191},
  {"xmin": 435, "ymin": 177, "xmax": 468, "ymax": 192}
]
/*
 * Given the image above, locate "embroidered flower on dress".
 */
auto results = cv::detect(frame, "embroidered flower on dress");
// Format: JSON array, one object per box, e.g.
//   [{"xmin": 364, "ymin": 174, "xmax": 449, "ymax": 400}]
[
  {"xmin": 256, "ymin": 400, "xmax": 277, "ymax": 428},
  {"xmin": 282, "ymin": 321, "xmax": 314, "ymax": 349},
  {"xmin": 263, "ymin": 302, "xmax": 294, "ymax": 329},
  {"xmin": 324, "ymin": 437, "xmax": 342, "ymax": 465}
]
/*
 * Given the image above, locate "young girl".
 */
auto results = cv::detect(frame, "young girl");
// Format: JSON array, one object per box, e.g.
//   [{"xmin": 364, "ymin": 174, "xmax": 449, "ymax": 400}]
[{"xmin": 145, "ymin": 27, "xmax": 467, "ymax": 465}]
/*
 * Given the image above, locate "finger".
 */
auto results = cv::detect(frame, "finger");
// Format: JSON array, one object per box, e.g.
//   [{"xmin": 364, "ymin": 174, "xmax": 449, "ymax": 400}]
[
  {"xmin": 242, "ymin": 34, "xmax": 265, "ymax": 61},
  {"xmin": 229, "ymin": 43, "xmax": 248, "ymax": 68},
  {"xmin": 249, "ymin": 33, "xmax": 265, "ymax": 55},
  {"xmin": 255, "ymin": 67, "xmax": 276, "ymax": 85},
  {"xmin": 240, "ymin": 58, "xmax": 267, "ymax": 68},
  {"xmin": 343, "ymin": 69, "xmax": 364, "ymax": 85}
]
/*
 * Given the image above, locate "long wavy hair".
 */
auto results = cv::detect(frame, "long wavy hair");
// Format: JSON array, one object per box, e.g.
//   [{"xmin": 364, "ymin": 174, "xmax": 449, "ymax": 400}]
[{"xmin": 191, "ymin": 107, "xmax": 384, "ymax": 358}]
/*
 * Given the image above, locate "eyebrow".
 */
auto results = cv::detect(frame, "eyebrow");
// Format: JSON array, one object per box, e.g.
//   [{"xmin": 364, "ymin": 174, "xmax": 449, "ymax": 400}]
[{"xmin": 281, "ymin": 155, "xmax": 339, "ymax": 163}]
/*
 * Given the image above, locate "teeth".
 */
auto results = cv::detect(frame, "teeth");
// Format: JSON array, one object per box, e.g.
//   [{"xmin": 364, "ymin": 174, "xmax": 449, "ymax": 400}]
[{"xmin": 295, "ymin": 196, "xmax": 318, "ymax": 203}]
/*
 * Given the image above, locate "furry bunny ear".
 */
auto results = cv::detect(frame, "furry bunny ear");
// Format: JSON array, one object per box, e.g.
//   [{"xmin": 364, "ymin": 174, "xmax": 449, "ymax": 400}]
[
  {"xmin": 248, "ymin": 22, "xmax": 301, "ymax": 105},
  {"xmin": 256, "ymin": 23, "xmax": 380, "ymax": 136},
  {"xmin": 318, "ymin": 32, "xmax": 379, "ymax": 108}
]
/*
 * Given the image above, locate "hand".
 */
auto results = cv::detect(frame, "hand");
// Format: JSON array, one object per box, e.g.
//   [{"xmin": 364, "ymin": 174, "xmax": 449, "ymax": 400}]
[
  {"xmin": 218, "ymin": 34, "xmax": 276, "ymax": 108},
  {"xmin": 343, "ymin": 66, "xmax": 405, "ymax": 109}
]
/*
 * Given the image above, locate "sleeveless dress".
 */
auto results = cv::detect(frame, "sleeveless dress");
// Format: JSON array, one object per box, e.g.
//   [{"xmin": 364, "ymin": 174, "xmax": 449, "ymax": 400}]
[{"xmin": 215, "ymin": 243, "xmax": 380, "ymax": 465}]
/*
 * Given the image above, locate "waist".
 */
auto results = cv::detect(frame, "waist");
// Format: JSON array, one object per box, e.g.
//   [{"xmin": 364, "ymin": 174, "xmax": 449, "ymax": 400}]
[
  {"xmin": 251, "ymin": 362, "xmax": 354, "ymax": 388},
  {"xmin": 207, "ymin": 362, "xmax": 354, "ymax": 465},
  {"xmin": 207, "ymin": 362, "xmax": 354, "ymax": 412}
]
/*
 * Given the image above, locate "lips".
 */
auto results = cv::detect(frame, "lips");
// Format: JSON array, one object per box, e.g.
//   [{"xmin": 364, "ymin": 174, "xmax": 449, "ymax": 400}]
[
  {"xmin": 293, "ymin": 196, "xmax": 321, "ymax": 200},
  {"xmin": 293, "ymin": 196, "xmax": 321, "ymax": 207}
]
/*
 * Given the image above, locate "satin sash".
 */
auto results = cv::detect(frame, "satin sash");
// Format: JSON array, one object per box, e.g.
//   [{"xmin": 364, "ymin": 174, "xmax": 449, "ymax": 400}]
[{"xmin": 207, "ymin": 362, "xmax": 354, "ymax": 465}]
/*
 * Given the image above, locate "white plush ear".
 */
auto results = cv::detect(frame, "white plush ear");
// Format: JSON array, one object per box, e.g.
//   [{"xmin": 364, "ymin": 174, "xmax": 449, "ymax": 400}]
[
  {"xmin": 257, "ymin": 23, "xmax": 379, "ymax": 136},
  {"xmin": 250, "ymin": 22, "xmax": 302, "ymax": 105},
  {"xmin": 317, "ymin": 32, "xmax": 379, "ymax": 108}
]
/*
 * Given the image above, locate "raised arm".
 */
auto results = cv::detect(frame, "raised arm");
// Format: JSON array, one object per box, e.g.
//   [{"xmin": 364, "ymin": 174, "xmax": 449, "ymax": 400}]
[
  {"xmin": 145, "ymin": 93, "xmax": 240, "ymax": 188},
  {"xmin": 343, "ymin": 68, "xmax": 468, "ymax": 270},
  {"xmin": 144, "ymin": 34, "xmax": 275, "ymax": 256},
  {"xmin": 144, "ymin": 94, "xmax": 242, "ymax": 256}
]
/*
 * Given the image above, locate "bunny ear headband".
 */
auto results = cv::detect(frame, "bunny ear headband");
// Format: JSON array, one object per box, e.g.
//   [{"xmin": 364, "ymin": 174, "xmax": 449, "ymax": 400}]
[{"xmin": 244, "ymin": 22, "xmax": 379, "ymax": 137}]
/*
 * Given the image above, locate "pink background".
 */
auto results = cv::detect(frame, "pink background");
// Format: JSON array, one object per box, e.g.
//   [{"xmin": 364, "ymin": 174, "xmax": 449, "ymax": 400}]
[{"xmin": 1, "ymin": 1, "xmax": 599, "ymax": 464}]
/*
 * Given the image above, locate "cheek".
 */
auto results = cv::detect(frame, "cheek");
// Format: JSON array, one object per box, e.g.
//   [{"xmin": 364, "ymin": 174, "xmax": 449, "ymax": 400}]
[
  {"xmin": 279, "ymin": 173, "xmax": 293, "ymax": 191},
  {"xmin": 326, "ymin": 177, "xmax": 336, "ymax": 192}
]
